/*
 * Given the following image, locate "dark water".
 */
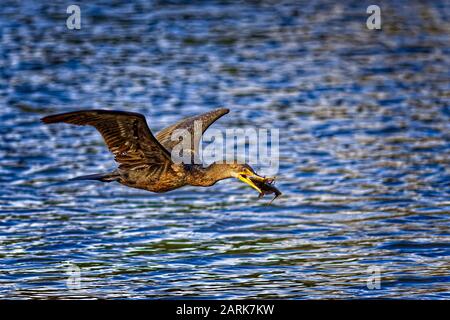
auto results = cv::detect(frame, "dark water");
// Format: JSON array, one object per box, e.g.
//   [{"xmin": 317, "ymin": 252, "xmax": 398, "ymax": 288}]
[{"xmin": 0, "ymin": 0, "xmax": 449, "ymax": 299}]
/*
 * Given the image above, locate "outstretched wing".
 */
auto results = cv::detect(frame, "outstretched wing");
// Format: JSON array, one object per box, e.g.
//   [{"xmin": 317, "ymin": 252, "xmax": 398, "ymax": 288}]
[
  {"xmin": 42, "ymin": 110, "xmax": 172, "ymax": 170},
  {"xmin": 156, "ymin": 108, "xmax": 229, "ymax": 161}
]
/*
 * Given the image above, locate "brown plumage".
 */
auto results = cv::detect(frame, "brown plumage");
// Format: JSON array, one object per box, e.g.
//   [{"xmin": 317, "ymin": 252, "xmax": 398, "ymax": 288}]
[
  {"xmin": 42, "ymin": 108, "xmax": 280, "ymax": 199},
  {"xmin": 156, "ymin": 108, "xmax": 229, "ymax": 163}
]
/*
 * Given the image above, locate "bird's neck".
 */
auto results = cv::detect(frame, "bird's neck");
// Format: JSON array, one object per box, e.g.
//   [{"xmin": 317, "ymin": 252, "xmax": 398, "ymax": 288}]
[{"xmin": 185, "ymin": 163, "xmax": 231, "ymax": 187}]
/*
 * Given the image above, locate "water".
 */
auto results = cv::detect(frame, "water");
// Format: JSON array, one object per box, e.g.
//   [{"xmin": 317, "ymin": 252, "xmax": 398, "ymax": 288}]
[{"xmin": 0, "ymin": 0, "xmax": 449, "ymax": 299}]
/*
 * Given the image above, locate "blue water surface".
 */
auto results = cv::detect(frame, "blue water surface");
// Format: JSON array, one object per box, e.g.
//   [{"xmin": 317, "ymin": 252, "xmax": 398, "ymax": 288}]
[{"xmin": 0, "ymin": 0, "xmax": 449, "ymax": 299}]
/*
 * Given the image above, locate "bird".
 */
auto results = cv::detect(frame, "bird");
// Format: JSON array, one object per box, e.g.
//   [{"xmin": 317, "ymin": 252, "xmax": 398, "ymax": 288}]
[{"xmin": 41, "ymin": 108, "xmax": 281, "ymax": 200}]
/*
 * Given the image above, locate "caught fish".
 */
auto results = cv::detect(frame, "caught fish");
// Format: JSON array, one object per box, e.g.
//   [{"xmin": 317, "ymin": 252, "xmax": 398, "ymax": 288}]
[{"xmin": 250, "ymin": 177, "xmax": 282, "ymax": 204}]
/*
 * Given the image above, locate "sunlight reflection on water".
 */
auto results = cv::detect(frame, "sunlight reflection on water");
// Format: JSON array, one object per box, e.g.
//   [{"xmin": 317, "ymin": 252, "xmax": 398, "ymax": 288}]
[{"xmin": 0, "ymin": 0, "xmax": 449, "ymax": 299}]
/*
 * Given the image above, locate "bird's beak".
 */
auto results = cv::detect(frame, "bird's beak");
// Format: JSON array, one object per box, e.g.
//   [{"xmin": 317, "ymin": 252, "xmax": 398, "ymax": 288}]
[{"xmin": 236, "ymin": 169, "xmax": 272, "ymax": 193}]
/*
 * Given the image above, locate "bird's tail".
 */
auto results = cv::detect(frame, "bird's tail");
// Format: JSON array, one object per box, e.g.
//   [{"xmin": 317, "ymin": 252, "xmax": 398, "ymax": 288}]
[{"xmin": 69, "ymin": 172, "xmax": 119, "ymax": 183}]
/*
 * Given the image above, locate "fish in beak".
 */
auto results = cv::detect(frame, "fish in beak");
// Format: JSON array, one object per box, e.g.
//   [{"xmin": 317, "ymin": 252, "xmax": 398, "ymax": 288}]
[
  {"xmin": 250, "ymin": 176, "xmax": 282, "ymax": 204},
  {"xmin": 236, "ymin": 169, "xmax": 281, "ymax": 203},
  {"xmin": 236, "ymin": 169, "xmax": 265, "ymax": 193}
]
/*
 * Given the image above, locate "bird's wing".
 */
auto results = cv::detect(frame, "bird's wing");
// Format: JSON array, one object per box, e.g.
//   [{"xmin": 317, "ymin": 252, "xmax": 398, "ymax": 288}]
[
  {"xmin": 42, "ymin": 110, "xmax": 172, "ymax": 170},
  {"xmin": 155, "ymin": 108, "xmax": 229, "ymax": 160}
]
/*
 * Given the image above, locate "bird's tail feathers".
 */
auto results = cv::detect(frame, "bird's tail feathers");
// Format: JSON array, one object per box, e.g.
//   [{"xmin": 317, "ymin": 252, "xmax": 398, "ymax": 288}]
[{"xmin": 69, "ymin": 172, "xmax": 119, "ymax": 182}]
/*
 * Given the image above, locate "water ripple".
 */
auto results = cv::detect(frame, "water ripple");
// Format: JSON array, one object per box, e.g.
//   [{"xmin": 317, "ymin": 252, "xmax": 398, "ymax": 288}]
[{"xmin": 0, "ymin": 0, "xmax": 449, "ymax": 299}]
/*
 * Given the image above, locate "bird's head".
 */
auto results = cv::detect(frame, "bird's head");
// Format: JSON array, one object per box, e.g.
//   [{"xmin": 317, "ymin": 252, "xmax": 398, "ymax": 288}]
[{"xmin": 216, "ymin": 162, "xmax": 271, "ymax": 193}]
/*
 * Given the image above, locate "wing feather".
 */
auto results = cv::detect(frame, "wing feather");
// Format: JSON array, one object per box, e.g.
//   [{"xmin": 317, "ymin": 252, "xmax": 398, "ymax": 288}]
[
  {"xmin": 42, "ymin": 109, "xmax": 171, "ymax": 170},
  {"xmin": 155, "ymin": 108, "xmax": 229, "ymax": 161}
]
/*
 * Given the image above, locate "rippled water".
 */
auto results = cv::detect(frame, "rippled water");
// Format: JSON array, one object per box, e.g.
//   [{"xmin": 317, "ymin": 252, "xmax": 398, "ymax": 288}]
[{"xmin": 0, "ymin": 0, "xmax": 449, "ymax": 299}]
